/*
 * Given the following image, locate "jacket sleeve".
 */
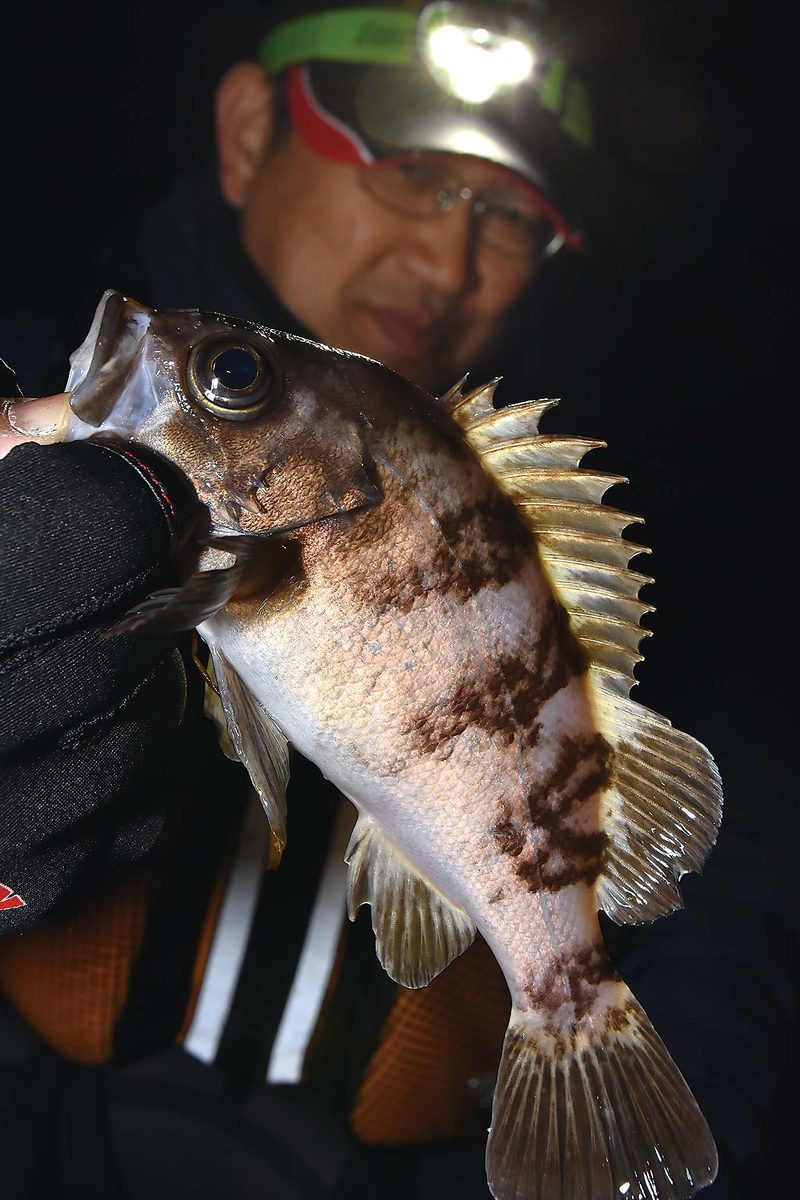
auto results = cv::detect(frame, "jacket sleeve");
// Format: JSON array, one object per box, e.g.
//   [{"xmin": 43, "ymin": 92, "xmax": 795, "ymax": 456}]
[{"xmin": 0, "ymin": 439, "xmax": 199, "ymax": 932}]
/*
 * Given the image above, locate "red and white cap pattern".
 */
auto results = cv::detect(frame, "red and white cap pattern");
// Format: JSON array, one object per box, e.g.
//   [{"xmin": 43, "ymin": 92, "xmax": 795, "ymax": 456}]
[{"xmin": 0, "ymin": 882, "xmax": 26, "ymax": 910}]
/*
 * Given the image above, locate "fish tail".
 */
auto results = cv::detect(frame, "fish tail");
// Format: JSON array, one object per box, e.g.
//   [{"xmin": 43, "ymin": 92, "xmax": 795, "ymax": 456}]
[{"xmin": 486, "ymin": 990, "xmax": 717, "ymax": 1200}]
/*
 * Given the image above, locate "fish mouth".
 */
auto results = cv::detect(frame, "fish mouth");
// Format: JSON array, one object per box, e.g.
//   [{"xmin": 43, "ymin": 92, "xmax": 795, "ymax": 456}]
[{"xmin": 66, "ymin": 289, "xmax": 153, "ymax": 430}]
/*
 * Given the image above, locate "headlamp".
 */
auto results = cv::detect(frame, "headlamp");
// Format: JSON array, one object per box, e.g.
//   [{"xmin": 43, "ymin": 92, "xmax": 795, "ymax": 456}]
[
  {"xmin": 261, "ymin": 4, "xmax": 540, "ymax": 107},
  {"xmin": 417, "ymin": 3, "xmax": 536, "ymax": 103}
]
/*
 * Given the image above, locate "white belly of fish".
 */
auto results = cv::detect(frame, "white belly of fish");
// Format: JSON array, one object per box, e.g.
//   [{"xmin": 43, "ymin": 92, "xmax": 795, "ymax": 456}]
[{"xmin": 200, "ymin": 556, "xmax": 601, "ymax": 946}]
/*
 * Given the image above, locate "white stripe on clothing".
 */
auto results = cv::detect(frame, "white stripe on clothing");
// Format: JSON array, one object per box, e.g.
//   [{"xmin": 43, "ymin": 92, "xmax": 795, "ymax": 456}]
[
  {"xmin": 266, "ymin": 797, "xmax": 355, "ymax": 1084},
  {"xmin": 183, "ymin": 790, "xmax": 271, "ymax": 1063}
]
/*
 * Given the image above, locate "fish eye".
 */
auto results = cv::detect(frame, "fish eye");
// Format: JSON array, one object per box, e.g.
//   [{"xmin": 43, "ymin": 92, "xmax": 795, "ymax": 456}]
[{"xmin": 186, "ymin": 334, "xmax": 283, "ymax": 421}]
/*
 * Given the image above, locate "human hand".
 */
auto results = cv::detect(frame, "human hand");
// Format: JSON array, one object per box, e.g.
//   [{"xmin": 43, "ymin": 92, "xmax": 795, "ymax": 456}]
[{"xmin": 0, "ymin": 392, "xmax": 71, "ymax": 459}]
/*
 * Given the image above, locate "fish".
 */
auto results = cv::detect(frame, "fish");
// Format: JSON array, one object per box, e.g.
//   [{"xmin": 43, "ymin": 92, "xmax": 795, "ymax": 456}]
[{"xmin": 63, "ymin": 289, "xmax": 722, "ymax": 1200}]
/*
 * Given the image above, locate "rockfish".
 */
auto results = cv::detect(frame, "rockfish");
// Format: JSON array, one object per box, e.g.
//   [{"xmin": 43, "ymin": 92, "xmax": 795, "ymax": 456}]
[{"xmin": 63, "ymin": 290, "xmax": 722, "ymax": 1200}]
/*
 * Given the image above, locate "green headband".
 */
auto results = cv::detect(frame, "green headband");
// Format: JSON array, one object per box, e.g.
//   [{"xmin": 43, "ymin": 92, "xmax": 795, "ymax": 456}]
[
  {"xmin": 259, "ymin": 6, "xmax": 592, "ymax": 146},
  {"xmin": 260, "ymin": 8, "xmax": 416, "ymax": 73}
]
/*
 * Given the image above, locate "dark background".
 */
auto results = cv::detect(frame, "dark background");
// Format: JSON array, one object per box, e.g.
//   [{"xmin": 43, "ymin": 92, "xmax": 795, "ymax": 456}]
[{"xmin": 1, "ymin": 0, "xmax": 795, "ymax": 1194}]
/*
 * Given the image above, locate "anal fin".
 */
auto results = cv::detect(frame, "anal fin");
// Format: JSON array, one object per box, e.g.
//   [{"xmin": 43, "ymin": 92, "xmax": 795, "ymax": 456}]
[{"xmin": 345, "ymin": 818, "xmax": 476, "ymax": 988}]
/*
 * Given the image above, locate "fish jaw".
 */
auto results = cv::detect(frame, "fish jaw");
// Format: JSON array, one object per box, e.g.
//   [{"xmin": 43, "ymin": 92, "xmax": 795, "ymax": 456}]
[{"xmin": 65, "ymin": 289, "xmax": 156, "ymax": 438}]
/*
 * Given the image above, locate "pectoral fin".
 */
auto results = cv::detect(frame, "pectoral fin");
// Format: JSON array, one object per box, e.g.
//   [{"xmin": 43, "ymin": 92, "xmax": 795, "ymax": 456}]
[
  {"xmin": 110, "ymin": 535, "xmax": 297, "ymax": 636},
  {"xmin": 345, "ymin": 817, "xmax": 476, "ymax": 988},
  {"xmin": 207, "ymin": 646, "xmax": 290, "ymax": 868}
]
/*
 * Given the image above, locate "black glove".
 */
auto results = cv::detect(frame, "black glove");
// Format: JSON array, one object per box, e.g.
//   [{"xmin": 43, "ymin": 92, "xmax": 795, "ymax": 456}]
[{"xmin": 0, "ymin": 438, "xmax": 201, "ymax": 930}]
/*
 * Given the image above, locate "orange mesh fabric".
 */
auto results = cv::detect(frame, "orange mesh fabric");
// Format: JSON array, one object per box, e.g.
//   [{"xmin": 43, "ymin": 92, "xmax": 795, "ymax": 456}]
[
  {"xmin": 0, "ymin": 865, "xmax": 159, "ymax": 1064},
  {"xmin": 350, "ymin": 936, "xmax": 510, "ymax": 1145}
]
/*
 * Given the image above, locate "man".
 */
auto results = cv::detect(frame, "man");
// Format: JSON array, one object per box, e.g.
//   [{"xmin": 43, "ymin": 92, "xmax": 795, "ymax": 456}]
[
  {"xmin": 1, "ymin": 3, "xmax": 795, "ymax": 1198},
  {"xmin": 213, "ymin": 72, "xmax": 551, "ymax": 395}
]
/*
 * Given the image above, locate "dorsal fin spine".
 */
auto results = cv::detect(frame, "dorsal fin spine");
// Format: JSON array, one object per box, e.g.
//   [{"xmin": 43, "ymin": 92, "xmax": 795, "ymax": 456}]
[{"xmin": 445, "ymin": 377, "xmax": 501, "ymax": 425}]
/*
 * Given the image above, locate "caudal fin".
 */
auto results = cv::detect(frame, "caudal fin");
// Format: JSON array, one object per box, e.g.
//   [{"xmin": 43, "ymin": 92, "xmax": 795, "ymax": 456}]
[{"xmin": 486, "ymin": 991, "xmax": 717, "ymax": 1200}]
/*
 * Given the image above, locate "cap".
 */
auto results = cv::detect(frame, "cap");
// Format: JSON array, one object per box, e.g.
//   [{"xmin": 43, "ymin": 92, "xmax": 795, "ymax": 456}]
[{"xmin": 259, "ymin": 3, "xmax": 596, "ymax": 252}]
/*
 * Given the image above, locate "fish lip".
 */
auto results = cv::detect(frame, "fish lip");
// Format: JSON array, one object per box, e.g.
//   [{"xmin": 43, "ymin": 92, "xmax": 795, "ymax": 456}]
[{"xmin": 66, "ymin": 289, "xmax": 152, "ymax": 428}]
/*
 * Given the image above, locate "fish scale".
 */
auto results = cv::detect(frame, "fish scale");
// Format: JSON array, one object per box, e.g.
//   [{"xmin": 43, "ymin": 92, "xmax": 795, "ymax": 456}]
[{"xmin": 62, "ymin": 289, "xmax": 723, "ymax": 1200}]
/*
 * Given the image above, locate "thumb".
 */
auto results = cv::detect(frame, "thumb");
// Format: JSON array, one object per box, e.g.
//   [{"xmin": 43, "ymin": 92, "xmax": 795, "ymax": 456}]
[{"xmin": 0, "ymin": 392, "xmax": 72, "ymax": 460}]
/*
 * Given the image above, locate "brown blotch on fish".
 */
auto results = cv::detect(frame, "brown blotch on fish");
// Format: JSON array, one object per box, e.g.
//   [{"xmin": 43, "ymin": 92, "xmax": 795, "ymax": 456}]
[
  {"xmin": 492, "ymin": 814, "xmax": 526, "ymax": 858},
  {"xmin": 523, "ymin": 945, "xmax": 617, "ymax": 1021},
  {"xmin": 530, "ymin": 596, "xmax": 590, "ymax": 695},
  {"xmin": 402, "ymin": 637, "xmax": 586, "ymax": 761},
  {"xmin": 605, "ymin": 1002, "xmax": 636, "ymax": 1033},
  {"xmin": 507, "ymin": 732, "xmax": 612, "ymax": 892},
  {"xmin": 526, "ymin": 733, "xmax": 611, "ymax": 831},
  {"xmin": 523, "ymin": 959, "xmax": 561, "ymax": 1014},
  {"xmin": 402, "ymin": 662, "xmax": 521, "ymax": 756},
  {"xmin": 542, "ymin": 1024, "xmax": 572, "ymax": 1058},
  {"xmin": 344, "ymin": 489, "xmax": 533, "ymax": 618},
  {"xmin": 436, "ymin": 493, "xmax": 531, "ymax": 591},
  {"xmin": 514, "ymin": 828, "xmax": 608, "ymax": 892},
  {"xmin": 346, "ymin": 526, "xmax": 473, "ymax": 615},
  {"xmin": 568, "ymin": 947, "xmax": 618, "ymax": 1022}
]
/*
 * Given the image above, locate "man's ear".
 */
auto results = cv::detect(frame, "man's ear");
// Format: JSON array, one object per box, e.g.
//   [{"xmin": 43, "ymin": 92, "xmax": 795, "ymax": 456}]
[{"xmin": 215, "ymin": 62, "xmax": 276, "ymax": 208}]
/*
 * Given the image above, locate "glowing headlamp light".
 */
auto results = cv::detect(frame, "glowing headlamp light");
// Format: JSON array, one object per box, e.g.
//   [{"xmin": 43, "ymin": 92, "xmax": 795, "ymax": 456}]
[{"xmin": 418, "ymin": 2, "xmax": 536, "ymax": 103}]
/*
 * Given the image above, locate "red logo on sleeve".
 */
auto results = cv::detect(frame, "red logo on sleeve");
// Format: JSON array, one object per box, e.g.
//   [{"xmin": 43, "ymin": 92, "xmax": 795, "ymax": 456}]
[{"xmin": 0, "ymin": 883, "xmax": 26, "ymax": 910}]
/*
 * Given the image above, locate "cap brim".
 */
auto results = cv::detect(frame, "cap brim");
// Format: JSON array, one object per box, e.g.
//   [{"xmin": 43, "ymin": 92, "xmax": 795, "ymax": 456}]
[{"xmin": 288, "ymin": 63, "xmax": 586, "ymax": 249}]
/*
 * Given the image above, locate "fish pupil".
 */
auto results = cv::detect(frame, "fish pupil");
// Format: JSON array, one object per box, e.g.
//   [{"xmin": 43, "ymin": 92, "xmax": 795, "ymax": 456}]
[{"xmin": 213, "ymin": 346, "xmax": 262, "ymax": 392}]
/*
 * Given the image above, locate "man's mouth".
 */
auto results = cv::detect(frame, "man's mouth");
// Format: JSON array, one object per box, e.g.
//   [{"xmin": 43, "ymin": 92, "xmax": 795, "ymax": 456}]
[{"xmin": 363, "ymin": 305, "xmax": 441, "ymax": 359}]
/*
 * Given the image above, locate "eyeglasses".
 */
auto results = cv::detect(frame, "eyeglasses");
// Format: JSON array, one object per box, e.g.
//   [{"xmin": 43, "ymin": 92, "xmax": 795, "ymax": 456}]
[{"xmin": 357, "ymin": 155, "xmax": 555, "ymax": 258}]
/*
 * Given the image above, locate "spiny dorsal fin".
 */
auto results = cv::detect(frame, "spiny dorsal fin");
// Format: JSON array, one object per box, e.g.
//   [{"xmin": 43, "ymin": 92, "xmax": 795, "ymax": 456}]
[
  {"xmin": 345, "ymin": 817, "xmax": 476, "ymax": 988},
  {"xmin": 451, "ymin": 389, "xmax": 647, "ymax": 697},
  {"xmin": 440, "ymin": 376, "xmax": 502, "ymax": 426},
  {"xmin": 451, "ymin": 388, "xmax": 723, "ymax": 925},
  {"xmin": 438, "ymin": 373, "xmax": 469, "ymax": 408},
  {"xmin": 464, "ymin": 396, "xmax": 559, "ymax": 442}
]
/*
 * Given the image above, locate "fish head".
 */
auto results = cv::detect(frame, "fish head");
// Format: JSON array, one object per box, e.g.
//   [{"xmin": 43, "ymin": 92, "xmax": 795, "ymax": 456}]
[{"xmin": 65, "ymin": 289, "xmax": 384, "ymax": 535}]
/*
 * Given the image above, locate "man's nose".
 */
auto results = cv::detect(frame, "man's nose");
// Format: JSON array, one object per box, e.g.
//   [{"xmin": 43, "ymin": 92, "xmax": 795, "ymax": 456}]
[{"xmin": 402, "ymin": 201, "xmax": 478, "ymax": 294}]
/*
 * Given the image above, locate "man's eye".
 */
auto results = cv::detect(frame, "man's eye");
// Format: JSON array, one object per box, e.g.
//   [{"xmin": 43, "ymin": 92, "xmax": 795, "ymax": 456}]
[
  {"xmin": 488, "ymin": 199, "xmax": 540, "ymax": 229},
  {"xmin": 394, "ymin": 159, "xmax": 437, "ymax": 189}
]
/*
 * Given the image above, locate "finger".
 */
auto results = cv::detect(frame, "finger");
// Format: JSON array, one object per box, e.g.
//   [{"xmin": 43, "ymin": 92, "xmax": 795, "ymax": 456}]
[{"xmin": 0, "ymin": 393, "xmax": 72, "ymax": 460}]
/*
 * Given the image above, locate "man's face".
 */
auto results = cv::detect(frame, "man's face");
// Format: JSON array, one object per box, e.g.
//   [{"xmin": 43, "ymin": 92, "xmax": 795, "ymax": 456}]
[{"xmin": 237, "ymin": 132, "xmax": 540, "ymax": 395}]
